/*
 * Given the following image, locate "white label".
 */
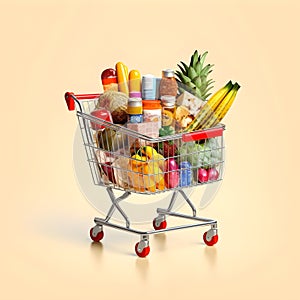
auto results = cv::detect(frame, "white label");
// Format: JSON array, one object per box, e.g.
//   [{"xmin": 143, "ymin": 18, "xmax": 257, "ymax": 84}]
[
  {"xmin": 143, "ymin": 109, "xmax": 161, "ymax": 128},
  {"xmin": 143, "ymin": 75, "xmax": 155, "ymax": 90}
]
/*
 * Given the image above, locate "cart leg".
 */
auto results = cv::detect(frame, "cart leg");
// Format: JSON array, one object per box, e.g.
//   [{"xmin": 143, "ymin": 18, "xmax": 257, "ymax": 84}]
[
  {"xmin": 153, "ymin": 190, "xmax": 179, "ymax": 230},
  {"xmin": 178, "ymin": 189, "xmax": 196, "ymax": 217},
  {"xmin": 104, "ymin": 203, "xmax": 117, "ymax": 222},
  {"xmin": 166, "ymin": 190, "xmax": 179, "ymax": 212},
  {"xmin": 105, "ymin": 187, "xmax": 131, "ymax": 228}
]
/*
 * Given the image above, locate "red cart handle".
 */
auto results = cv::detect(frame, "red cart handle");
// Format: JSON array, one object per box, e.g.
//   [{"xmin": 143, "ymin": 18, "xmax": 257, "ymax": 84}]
[
  {"xmin": 182, "ymin": 126, "xmax": 224, "ymax": 142},
  {"xmin": 65, "ymin": 92, "xmax": 100, "ymax": 111}
]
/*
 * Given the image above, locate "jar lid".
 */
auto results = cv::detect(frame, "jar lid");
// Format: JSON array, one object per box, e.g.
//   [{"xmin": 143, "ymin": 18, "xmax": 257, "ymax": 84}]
[
  {"xmin": 161, "ymin": 95, "xmax": 176, "ymax": 103},
  {"xmin": 162, "ymin": 69, "xmax": 175, "ymax": 78},
  {"xmin": 128, "ymin": 97, "xmax": 142, "ymax": 107},
  {"xmin": 142, "ymin": 100, "xmax": 161, "ymax": 109},
  {"xmin": 129, "ymin": 97, "xmax": 142, "ymax": 102}
]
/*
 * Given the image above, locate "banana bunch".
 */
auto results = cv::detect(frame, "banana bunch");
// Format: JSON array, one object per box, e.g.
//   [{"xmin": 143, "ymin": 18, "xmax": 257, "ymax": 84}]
[{"xmin": 184, "ymin": 81, "xmax": 240, "ymax": 132}]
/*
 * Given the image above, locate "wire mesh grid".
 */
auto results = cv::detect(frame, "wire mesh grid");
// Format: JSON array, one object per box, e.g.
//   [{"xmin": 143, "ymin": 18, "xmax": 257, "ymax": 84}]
[{"xmin": 75, "ymin": 98, "xmax": 225, "ymax": 195}]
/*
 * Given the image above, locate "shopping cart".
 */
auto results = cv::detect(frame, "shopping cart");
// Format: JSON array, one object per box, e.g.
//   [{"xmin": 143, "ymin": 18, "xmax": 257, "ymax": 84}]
[{"xmin": 65, "ymin": 92, "xmax": 225, "ymax": 257}]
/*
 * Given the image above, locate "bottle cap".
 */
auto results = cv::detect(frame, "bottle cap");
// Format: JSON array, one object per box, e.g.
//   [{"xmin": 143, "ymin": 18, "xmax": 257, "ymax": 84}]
[{"xmin": 162, "ymin": 69, "xmax": 175, "ymax": 78}]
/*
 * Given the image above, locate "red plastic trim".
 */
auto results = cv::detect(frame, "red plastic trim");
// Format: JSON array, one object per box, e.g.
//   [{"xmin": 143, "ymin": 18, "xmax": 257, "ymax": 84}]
[
  {"xmin": 65, "ymin": 92, "xmax": 75, "ymax": 111},
  {"xmin": 64, "ymin": 92, "xmax": 101, "ymax": 111},
  {"xmin": 75, "ymin": 93, "xmax": 100, "ymax": 100},
  {"xmin": 182, "ymin": 127, "xmax": 223, "ymax": 142}
]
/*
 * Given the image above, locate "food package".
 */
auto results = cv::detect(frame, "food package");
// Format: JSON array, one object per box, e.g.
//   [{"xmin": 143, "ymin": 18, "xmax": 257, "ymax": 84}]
[
  {"xmin": 176, "ymin": 91, "xmax": 205, "ymax": 116},
  {"xmin": 126, "ymin": 122, "xmax": 160, "ymax": 146},
  {"xmin": 96, "ymin": 90, "xmax": 129, "ymax": 124},
  {"xmin": 174, "ymin": 105, "xmax": 194, "ymax": 131},
  {"xmin": 111, "ymin": 156, "xmax": 132, "ymax": 189}
]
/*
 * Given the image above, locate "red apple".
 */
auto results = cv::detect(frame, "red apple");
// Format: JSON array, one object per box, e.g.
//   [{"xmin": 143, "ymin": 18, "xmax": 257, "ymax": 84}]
[
  {"xmin": 207, "ymin": 168, "xmax": 219, "ymax": 181},
  {"xmin": 198, "ymin": 168, "xmax": 208, "ymax": 183}
]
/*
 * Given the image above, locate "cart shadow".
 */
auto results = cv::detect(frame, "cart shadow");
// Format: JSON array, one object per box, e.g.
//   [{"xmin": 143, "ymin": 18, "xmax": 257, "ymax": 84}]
[
  {"xmin": 28, "ymin": 212, "xmax": 91, "ymax": 245},
  {"xmin": 135, "ymin": 258, "xmax": 150, "ymax": 280},
  {"xmin": 90, "ymin": 241, "xmax": 104, "ymax": 252},
  {"xmin": 203, "ymin": 245, "xmax": 218, "ymax": 266},
  {"xmin": 89, "ymin": 242, "xmax": 104, "ymax": 262},
  {"xmin": 153, "ymin": 233, "xmax": 167, "ymax": 251}
]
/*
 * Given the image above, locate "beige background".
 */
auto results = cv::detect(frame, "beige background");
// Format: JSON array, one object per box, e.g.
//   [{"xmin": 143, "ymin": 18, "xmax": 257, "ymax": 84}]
[{"xmin": 1, "ymin": 0, "xmax": 299, "ymax": 299}]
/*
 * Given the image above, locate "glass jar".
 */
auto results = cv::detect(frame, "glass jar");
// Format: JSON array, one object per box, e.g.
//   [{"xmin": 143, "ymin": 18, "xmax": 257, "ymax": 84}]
[
  {"xmin": 161, "ymin": 95, "xmax": 176, "ymax": 129},
  {"xmin": 127, "ymin": 98, "xmax": 143, "ymax": 123},
  {"xmin": 159, "ymin": 69, "xmax": 178, "ymax": 99}
]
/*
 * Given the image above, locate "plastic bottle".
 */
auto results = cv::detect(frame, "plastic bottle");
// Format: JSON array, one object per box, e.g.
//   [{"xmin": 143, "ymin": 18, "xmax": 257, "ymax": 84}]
[
  {"xmin": 129, "ymin": 70, "xmax": 142, "ymax": 98},
  {"xmin": 101, "ymin": 68, "xmax": 118, "ymax": 92},
  {"xmin": 142, "ymin": 100, "xmax": 162, "ymax": 128},
  {"xmin": 142, "ymin": 74, "xmax": 156, "ymax": 100}
]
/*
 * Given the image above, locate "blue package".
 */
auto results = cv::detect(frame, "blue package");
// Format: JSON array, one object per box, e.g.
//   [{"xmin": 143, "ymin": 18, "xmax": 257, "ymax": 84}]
[{"xmin": 179, "ymin": 161, "xmax": 192, "ymax": 187}]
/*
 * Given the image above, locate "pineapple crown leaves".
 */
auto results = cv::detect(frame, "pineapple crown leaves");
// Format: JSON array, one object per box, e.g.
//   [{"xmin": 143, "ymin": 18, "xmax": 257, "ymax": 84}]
[
  {"xmin": 175, "ymin": 50, "xmax": 215, "ymax": 100},
  {"xmin": 190, "ymin": 50, "xmax": 199, "ymax": 69}
]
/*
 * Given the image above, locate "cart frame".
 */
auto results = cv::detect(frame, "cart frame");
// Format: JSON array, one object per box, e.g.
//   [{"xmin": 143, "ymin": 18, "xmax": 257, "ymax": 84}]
[{"xmin": 65, "ymin": 92, "xmax": 223, "ymax": 257}]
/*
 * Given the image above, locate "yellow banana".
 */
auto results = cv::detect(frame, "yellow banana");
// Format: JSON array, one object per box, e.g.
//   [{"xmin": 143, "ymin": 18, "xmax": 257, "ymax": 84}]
[
  {"xmin": 183, "ymin": 80, "xmax": 233, "ymax": 132},
  {"xmin": 197, "ymin": 81, "xmax": 234, "ymax": 129},
  {"xmin": 207, "ymin": 80, "xmax": 233, "ymax": 109},
  {"xmin": 201, "ymin": 82, "xmax": 240, "ymax": 129}
]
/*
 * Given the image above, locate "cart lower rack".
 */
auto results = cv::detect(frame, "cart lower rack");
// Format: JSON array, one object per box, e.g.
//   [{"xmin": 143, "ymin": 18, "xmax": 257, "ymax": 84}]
[{"xmin": 65, "ymin": 92, "xmax": 224, "ymax": 257}]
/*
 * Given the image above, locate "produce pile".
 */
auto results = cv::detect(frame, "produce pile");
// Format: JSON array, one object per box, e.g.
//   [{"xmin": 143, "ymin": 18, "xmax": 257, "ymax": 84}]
[{"xmin": 89, "ymin": 50, "xmax": 240, "ymax": 193}]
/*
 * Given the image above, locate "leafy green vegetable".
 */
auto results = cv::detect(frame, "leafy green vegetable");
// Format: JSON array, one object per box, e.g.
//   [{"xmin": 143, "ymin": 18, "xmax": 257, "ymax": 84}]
[
  {"xmin": 159, "ymin": 126, "xmax": 175, "ymax": 137},
  {"xmin": 179, "ymin": 138, "xmax": 222, "ymax": 168}
]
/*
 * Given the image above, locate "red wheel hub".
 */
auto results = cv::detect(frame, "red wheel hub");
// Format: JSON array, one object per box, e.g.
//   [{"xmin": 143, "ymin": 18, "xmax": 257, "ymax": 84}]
[
  {"xmin": 135, "ymin": 242, "xmax": 150, "ymax": 258},
  {"xmin": 203, "ymin": 231, "xmax": 218, "ymax": 246}
]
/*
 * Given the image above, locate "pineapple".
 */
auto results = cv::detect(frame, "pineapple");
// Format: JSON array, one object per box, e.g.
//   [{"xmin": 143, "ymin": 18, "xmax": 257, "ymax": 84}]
[{"xmin": 175, "ymin": 50, "xmax": 215, "ymax": 100}]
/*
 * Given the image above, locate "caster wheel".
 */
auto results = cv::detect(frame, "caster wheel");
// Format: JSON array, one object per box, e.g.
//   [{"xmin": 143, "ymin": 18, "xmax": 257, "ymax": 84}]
[
  {"xmin": 90, "ymin": 225, "xmax": 104, "ymax": 242},
  {"xmin": 135, "ymin": 241, "xmax": 150, "ymax": 258},
  {"xmin": 153, "ymin": 217, "xmax": 167, "ymax": 230},
  {"xmin": 203, "ymin": 229, "xmax": 218, "ymax": 246}
]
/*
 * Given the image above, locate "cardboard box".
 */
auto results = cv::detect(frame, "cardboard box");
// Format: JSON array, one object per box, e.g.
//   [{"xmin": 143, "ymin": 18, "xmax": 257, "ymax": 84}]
[{"xmin": 126, "ymin": 122, "xmax": 160, "ymax": 146}]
